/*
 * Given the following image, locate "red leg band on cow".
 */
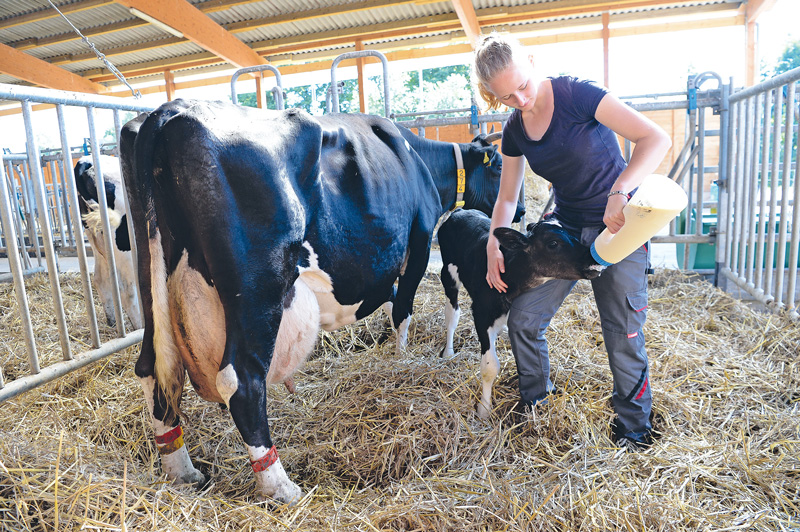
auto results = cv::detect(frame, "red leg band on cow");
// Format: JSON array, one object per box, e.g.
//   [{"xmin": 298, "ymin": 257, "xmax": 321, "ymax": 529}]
[
  {"xmin": 250, "ymin": 446, "xmax": 279, "ymax": 473},
  {"xmin": 155, "ymin": 426, "xmax": 184, "ymax": 455}
]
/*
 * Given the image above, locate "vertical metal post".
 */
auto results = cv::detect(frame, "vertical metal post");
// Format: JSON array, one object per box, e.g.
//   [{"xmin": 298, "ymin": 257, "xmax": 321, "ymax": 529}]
[
  {"xmin": 57, "ymin": 158, "xmax": 75, "ymax": 248},
  {"xmin": 57, "ymin": 104, "xmax": 101, "ymax": 347},
  {"xmin": 765, "ymin": 87, "xmax": 783, "ymax": 297},
  {"xmin": 731, "ymin": 101, "xmax": 745, "ymax": 276},
  {"xmin": 86, "ymin": 106, "xmax": 126, "ymax": 337},
  {"xmin": 754, "ymin": 90, "xmax": 772, "ymax": 294},
  {"xmin": 21, "ymin": 100, "xmax": 72, "ymax": 361},
  {"xmin": 3, "ymin": 163, "xmax": 32, "ymax": 271},
  {"xmin": 49, "ymin": 159, "xmax": 67, "ymax": 249},
  {"xmin": 715, "ymin": 80, "xmax": 731, "ymax": 287},
  {"xmin": 0, "ymin": 161, "xmax": 39, "ymax": 376},
  {"xmin": 744, "ymin": 94, "xmax": 761, "ymax": 288},
  {"xmin": 775, "ymin": 82, "xmax": 796, "ymax": 309}
]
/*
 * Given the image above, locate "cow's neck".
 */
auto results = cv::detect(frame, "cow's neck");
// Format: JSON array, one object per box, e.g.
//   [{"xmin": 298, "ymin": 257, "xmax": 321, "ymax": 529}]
[{"xmin": 407, "ymin": 134, "xmax": 464, "ymax": 214}]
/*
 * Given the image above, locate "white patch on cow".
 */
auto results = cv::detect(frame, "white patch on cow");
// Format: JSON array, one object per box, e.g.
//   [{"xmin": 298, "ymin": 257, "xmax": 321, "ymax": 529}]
[
  {"xmin": 138, "ymin": 376, "xmax": 204, "ymax": 485},
  {"xmin": 589, "ymin": 264, "xmax": 606, "ymax": 272},
  {"xmin": 247, "ymin": 445, "xmax": 303, "ymax": 504},
  {"xmin": 443, "ymin": 302, "xmax": 461, "ymax": 357},
  {"xmin": 267, "ymin": 279, "xmax": 320, "ymax": 388},
  {"xmin": 298, "ymin": 241, "xmax": 363, "ymax": 330},
  {"xmin": 443, "ymin": 263, "xmax": 462, "ymax": 357},
  {"xmin": 447, "ymin": 263, "xmax": 461, "ymax": 286},
  {"xmin": 150, "ymin": 231, "xmax": 185, "ymax": 413},
  {"xmin": 82, "ymin": 204, "xmax": 123, "ymax": 233},
  {"xmin": 477, "ymin": 314, "xmax": 508, "ymax": 420},
  {"xmin": 395, "ymin": 316, "xmax": 410, "ymax": 353},
  {"xmin": 216, "ymin": 364, "xmax": 239, "ymax": 407}
]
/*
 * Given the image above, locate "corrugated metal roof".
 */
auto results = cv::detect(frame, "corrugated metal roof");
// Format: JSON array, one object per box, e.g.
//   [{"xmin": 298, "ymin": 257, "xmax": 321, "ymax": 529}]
[{"xmin": 0, "ymin": 0, "xmax": 748, "ymax": 94}]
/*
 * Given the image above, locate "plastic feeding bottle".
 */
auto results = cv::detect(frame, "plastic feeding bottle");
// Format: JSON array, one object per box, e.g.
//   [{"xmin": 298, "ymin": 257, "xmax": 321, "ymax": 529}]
[{"xmin": 590, "ymin": 174, "xmax": 688, "ymax": 267}]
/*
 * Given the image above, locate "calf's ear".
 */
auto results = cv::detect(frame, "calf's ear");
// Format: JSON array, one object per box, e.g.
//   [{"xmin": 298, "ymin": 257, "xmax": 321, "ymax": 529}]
[{"xmin": 494, "ymin": 227, "xmax": 528, "ymax": 251}]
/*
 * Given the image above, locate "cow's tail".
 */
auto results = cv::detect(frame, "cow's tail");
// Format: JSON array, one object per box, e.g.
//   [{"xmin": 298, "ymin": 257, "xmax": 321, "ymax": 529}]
[{"xmin": 122, "ymin": 103, "xmax": 189, "ymax": 420}]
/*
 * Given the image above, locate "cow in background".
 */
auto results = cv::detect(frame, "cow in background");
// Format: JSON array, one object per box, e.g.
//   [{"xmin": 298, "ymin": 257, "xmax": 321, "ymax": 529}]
[
  {"xmin": 437, "ymin": 209, "xmax": 603, "ymax": 418},
  {"xmin": 120, "ymin": 100, "xmax": 523, "ymax": 505},
  {"xmin": 74, "ymin": 155, "xmax": 142, "ymax": 330}
]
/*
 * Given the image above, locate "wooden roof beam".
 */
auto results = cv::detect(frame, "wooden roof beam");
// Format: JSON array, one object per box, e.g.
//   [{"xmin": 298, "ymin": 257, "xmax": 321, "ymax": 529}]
[
  {"xmin": 0, "ymin": 0, "xmax": 112, "ymax": 30},
  {"xmin": 113, "ymin": 0, "xmax": 265, "ymax": 67},
  {"xmin": 450, "ymin": 0, "xmax": 482, "ymax": 48},
  {"xmin": 0, "ymin": 42, "xmax": 106, "ymax": 93}
]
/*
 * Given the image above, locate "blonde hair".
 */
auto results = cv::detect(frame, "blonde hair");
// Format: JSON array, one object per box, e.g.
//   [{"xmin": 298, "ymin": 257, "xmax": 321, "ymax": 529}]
[{"xmin": 473, "ymin": 32, "xmax": 529, "ymax": 111}]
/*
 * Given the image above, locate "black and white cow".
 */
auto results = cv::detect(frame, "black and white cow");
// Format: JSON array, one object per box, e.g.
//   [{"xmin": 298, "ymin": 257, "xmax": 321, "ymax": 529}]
[
  {"xmin": 437, "ymin": 209, "xmax": 603, "ymax": 419},
  {"xmin": 119, "ymin": 99, "xmax": 524, "ymax": 504},
  {"xmin": 74, "ymin": 155, "xmax": 142, "ymax": 330}
]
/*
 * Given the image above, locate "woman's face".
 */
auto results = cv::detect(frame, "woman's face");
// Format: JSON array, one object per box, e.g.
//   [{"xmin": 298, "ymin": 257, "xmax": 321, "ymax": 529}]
[{"xmin": 484, "ymin": 57, "xmax": 538, "ymax": 112}]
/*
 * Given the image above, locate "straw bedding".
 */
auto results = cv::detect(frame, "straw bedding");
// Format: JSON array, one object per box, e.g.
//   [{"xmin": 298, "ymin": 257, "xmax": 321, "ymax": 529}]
[{"xmin": 1, "ymin": 170, "xmax": 798, "ymax": 531}]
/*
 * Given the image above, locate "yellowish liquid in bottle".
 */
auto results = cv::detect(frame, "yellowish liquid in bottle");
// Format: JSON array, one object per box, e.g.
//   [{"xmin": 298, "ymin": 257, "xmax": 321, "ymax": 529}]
[{"xmin": 591, "ymin": 175, "xmax": 688, "ymax": 266}]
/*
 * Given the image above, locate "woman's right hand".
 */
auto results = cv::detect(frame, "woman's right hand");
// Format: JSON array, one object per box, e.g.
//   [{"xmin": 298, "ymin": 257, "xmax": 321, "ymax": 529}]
[{"xmin": 486, "ymin": 236, "xmax": 508, "ymax": 293}]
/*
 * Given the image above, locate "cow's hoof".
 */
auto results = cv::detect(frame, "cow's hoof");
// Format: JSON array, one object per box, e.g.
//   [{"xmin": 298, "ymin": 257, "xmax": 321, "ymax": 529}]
[
  {"xmin": 476, "ymin": 403, "xmax": 492, "ymax": 420},
  {"xmin": 269, "ymin": 482, "xmax": 304, "ymax": 506},
  {"xmin": 105, "ymin": 316, "xmax": 116, "ymax": 327},
  {"xmin": 176, "ymin": 467, "xmax": 207, "ymax": 487}
]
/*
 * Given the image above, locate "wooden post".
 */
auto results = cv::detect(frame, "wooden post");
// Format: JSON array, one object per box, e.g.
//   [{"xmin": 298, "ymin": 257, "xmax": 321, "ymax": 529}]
[
  {"xmin": 602, "ymin": 11, "xmax": 610, "ymax": 89},
  {"xmin": 745, "ymin": 18, "xmax": 757, "ymax": 86},
  {"xmin": 255, "ymin": 73, "xmax": 263, "ymax": 108},
  {"xmin": 164, "ymin": 69, "xmax": 175, "ymax": 100},
  {"xmin": 355, "ymin": 40, "xmax": 366, "ymax": 113}
]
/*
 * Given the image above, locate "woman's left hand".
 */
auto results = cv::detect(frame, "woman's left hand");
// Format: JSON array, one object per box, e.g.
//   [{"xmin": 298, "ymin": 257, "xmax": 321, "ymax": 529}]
[{"xmin": 603, "ymin": 194, "xmax": 628, "ymax": 234}]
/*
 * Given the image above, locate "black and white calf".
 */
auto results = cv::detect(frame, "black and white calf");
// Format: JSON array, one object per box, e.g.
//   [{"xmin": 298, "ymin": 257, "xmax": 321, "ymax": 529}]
[
  {"xmin": 437, "ymin": 209, "xmax": 603, "ymax": 418},
  {"xmin": 74, "ymin": 155, "xmax": 142, "ymax": 330}
]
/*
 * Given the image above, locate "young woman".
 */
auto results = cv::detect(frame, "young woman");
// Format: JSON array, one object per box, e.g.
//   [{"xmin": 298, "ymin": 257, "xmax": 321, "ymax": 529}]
[{"xmin": 474, "ymin": 33, "xmax": 671, "ymax": 448}]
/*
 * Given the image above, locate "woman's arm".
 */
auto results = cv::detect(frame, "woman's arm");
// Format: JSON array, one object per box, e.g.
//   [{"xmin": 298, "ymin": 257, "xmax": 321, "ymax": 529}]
[
  {"xmin": 486, "ymin": 153, "xmax": 526, "ymax": 292},
  {"xmin": 595, "ymin": 93, "xmax": 672, "ymax": 233}
]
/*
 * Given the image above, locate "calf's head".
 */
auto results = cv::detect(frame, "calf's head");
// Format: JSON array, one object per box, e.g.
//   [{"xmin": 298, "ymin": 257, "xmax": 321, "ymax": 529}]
[
  {"xmin": 495, "ymin": 221, "xmax": 603, "ymax": 294},
  {"xmin": 463, "ymin": 133, "xmax": 525, "ymax": 223}
]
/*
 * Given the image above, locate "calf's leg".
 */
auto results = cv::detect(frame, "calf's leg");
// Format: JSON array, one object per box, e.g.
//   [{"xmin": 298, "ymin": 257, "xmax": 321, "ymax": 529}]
[
  {"xmin": 474, "ymin": 312, "xmax": 506, "ymax": 419},
  {"xmin": 440, "ymin": 263, "xmax": 461, "ymax": 357}
]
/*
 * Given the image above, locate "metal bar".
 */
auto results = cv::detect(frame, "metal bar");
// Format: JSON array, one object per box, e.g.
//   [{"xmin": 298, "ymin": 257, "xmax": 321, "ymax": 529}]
[
  {"xmin": 86, "ymin": 107, "xmax": 126, "ymax": 337},
  {"xmin": 744, "ymin": 95, "xmax": 760, "ymax": 288},
  {"xmin": 782, "ymin": 82, "xmax": 798, "ymax": 311},
  {"xmin": 731, "ymin": 100, "xmax": 745, "ymax": 276},
  {"xmin": 230, "ymin": 65, "xmax": 284, "ymax": 109},
  {"xmin": 0, "ymin": 330, "xmax": 144, "ymax": 403},
  {"xmin": 754, "ymin": 90, "xmax": 771, "ymax": 294},
  {"xmin": 0, "ymin": 83, "xmax": 153, "ymax": 113},
  {"xmin": 48, "ymin": 159, "xmax": 67, "ymax": 249},
  {"xmin": 773, "ymin": 82, "xmax": 795, "ymax": 307},
  {"xmin": 331, "ymin": 50, "xmax": 391, "ymax": 118},
  {"xmin": 3, "ymin": 164, "xmax": 31, "ymax": 271},
  {"xmin": 58, "ymin": 104, "xmax": 101, "ymax": 348},
  {"xmin": 0, "ymin": 158, "xmax": 39, "ymax": 377},
  {"xmin": 729, "ymin": 66, "xmax": 800, "ymax": 103},
  {"xmin": 15, "ymin": 161, "xmax": 43, "ymax": 266},
  {"xmin": 22, "ymin": 100, "xmax": 72, "ymax": 361},
  {"xmin": 57, "ymin": 158, "xmax": 75, "ymax": 248},
  {"xmin": 764, "ymin": 88, "xmax": 781, "ymax": 296}
]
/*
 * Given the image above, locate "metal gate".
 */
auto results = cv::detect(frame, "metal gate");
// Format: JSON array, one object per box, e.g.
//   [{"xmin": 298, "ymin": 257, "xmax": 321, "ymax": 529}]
[
  {"xmin": 718, "ymin": 67, "xmax": 800, "ymax": 319},
  {"xmin": 0, "ymin": 84, "xmax": 152, "ymax": 402}
]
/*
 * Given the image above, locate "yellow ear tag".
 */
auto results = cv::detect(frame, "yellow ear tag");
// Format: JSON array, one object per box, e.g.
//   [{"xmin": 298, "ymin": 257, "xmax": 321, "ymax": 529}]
[{"xmin": 483, "ymin": 152, "xmax": 490, "ymax": 164}]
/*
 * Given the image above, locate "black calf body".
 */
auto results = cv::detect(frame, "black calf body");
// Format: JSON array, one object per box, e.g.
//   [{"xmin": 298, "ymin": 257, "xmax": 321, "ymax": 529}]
[{"xmin": 437, "ymin": 209, "xmax": 602, "ymax": 418}]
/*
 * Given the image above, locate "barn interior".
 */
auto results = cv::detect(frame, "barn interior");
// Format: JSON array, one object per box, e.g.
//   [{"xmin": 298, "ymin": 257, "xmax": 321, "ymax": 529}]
[{"xmin": 1, "ymin": 1, "xmax": 799, "ymax": 531}]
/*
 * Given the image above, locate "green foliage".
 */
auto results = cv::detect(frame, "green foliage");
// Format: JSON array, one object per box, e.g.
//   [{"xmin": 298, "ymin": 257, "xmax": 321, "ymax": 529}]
[
  {"xmin": 773, "ymin": 39, "xmax": 800, "ymax": 76},
  {"xmin": 235, "ymin": 64, "xmax": 474, "ymax": 117}
]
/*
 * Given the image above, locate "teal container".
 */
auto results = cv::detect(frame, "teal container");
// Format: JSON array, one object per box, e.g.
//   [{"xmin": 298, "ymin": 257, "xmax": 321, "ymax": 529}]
[{"xmin": 675, "ymin": 208, "xmax": 716, "ymax": 269}]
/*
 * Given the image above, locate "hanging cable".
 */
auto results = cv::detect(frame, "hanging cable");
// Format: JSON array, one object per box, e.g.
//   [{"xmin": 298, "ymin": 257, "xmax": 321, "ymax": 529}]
[{"xmin": 45, "ymin": 0, "xmax": 142, "ymax": 99}]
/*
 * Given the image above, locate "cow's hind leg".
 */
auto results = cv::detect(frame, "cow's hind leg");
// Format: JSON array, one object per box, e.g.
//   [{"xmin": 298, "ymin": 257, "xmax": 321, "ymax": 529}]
[
  {"xmin": 474, "ymin": 313, "xmax": 506, "ymax": 419},
  {"xmin": 391, "ymin": 219, "xmax": 434, "ymax": 353},
  {"xmin": 440, "ymin": 263, "xmax": 461, "ymax": 357}
]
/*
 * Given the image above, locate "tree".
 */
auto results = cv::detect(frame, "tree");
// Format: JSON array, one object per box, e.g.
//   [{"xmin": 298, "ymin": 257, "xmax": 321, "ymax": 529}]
[{"xmin": 766, "ymin": 39, "xmax": 800, "ymax": 78}]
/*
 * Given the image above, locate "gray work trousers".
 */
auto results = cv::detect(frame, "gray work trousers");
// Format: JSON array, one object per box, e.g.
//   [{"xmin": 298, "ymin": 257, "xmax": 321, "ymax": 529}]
[{"xmin": 506, "ymin": 224, "xmax": 652, "ymax": 435}]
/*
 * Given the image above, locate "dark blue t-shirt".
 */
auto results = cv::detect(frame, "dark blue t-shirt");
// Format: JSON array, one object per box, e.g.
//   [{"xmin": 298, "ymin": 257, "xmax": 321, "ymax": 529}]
[{"xmin": 501, "ymin": 76, "xmax": 627, "ymax": 227}]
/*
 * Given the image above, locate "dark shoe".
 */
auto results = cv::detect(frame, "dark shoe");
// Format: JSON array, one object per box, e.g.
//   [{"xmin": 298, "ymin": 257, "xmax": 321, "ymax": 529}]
[{"xmin": 611, "ymin": 418, "xmax": 655, "ymax": 451}]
